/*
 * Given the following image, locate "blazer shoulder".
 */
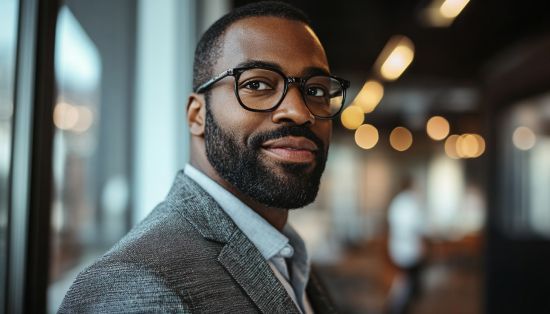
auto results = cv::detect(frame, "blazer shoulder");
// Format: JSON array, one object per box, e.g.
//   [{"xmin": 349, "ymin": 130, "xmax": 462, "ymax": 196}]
[
  {"xmin": 58, "ymin": 199, "xmax": 209, "ymax": 313},
  {"xmin": 59, "ymin": 260, "xmax": 192, "ymax": 313},
  {"xmin": 59, "ymin": 174, "xmax": 236, "ymax": 312},
  {"xmin": 107, "ymin": 197, "xmax": 224, "ymax": 265}
]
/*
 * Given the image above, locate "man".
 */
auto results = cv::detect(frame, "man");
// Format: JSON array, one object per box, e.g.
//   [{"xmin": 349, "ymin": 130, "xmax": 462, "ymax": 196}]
[
  {"xmin": 387, "ymin": 176, "xmax": 426, "ymax": 314},
  {"xmin": 60, "ymin": 1, "xmax": 349, "ymax": 313}
]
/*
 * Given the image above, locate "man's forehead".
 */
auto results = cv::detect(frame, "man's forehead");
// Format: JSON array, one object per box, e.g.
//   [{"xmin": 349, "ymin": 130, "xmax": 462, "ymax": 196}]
[{"xmin": 216, "ymin": 16, "xmax": 329, "ymax": 75}]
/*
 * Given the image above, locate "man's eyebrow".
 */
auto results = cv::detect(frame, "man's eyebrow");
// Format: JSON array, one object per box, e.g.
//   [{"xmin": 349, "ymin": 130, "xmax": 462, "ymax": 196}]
[
  {"xmin": 235, "ymin": 60, "xmax": 330, "ymax": 76},
  {"xmin": 302, "ymin": 66, "xmax": 330, "ymax": 77},
  {"xmin": 235, "ymin": 60, "xmax": 283, "ymax": 71}
]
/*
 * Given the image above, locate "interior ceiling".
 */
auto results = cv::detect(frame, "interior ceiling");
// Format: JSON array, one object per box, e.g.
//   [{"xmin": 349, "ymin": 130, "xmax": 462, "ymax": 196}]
[
  {"xmin": 234, "ymin": 0, "xmax": 550, "ymax": 82},
  {"xmin": 232, "ymin": 0, "xmax": 550, "ymax": 130}
]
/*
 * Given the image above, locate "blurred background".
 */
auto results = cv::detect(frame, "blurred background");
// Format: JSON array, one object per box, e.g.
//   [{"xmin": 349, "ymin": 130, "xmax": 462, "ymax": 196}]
[{"xmin": 1, "ymin": 0, "xmax": 550, "ymax": 313}]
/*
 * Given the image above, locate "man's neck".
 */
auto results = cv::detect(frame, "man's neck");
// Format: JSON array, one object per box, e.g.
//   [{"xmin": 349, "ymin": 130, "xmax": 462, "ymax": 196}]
[
  {"xmin": 190, "ymin": 159, "xmax": 288, "ymax": 231},
  {"xmin": 234, "ymin": 191, "xmax": 289, "ymax": 231}
]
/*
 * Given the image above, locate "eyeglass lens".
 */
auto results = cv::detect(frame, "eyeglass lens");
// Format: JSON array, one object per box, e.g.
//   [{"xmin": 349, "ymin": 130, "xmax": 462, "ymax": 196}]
[{"xmin": 236, "ymin": 68, "xmax": 344, "ymax": 117}]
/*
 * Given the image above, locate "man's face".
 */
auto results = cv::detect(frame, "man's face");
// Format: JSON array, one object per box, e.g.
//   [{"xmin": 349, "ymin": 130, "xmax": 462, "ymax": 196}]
[{"xmin": 204, "ymin": 16, "xmax": 332, "ymax": 209}]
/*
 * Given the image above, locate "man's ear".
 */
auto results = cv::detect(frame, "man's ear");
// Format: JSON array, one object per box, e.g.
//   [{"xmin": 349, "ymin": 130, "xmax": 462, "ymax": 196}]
[{"xmin": 187, "ymin": 93, "xmax": 206, "ymax": 136}]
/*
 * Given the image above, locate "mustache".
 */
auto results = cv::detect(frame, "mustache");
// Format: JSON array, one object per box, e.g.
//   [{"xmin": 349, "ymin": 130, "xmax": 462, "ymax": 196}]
[{"xmin": 249, "ymin": 125, "xmax": 325, "ymax": 152}]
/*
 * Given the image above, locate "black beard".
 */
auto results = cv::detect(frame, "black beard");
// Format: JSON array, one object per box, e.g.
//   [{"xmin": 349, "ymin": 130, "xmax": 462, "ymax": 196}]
[{"xmin": 204, "ymin": 108, "xmax": 328, "ymax": 209}]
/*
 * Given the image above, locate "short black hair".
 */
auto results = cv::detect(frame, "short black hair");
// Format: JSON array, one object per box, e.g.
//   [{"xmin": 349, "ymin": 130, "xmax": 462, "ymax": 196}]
[{"xmin": 192, "ymin": 1, "xmax": 312, "ymax": 91}]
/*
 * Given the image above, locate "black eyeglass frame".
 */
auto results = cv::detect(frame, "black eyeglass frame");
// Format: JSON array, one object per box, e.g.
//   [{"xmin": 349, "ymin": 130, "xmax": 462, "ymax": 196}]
[{"xmin": 194, "ymin": 65, "xmax": 351, "ymax": 119}]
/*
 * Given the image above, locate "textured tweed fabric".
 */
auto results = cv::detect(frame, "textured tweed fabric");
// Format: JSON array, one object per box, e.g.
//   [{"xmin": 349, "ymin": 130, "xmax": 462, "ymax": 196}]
[{"xmin": 59, "ymin": 171, "xmax": 337, "ymax": 313}]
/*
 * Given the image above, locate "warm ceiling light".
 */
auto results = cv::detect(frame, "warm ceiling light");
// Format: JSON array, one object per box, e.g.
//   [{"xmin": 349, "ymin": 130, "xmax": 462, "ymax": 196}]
[
  {"xmin": 456, "ymin": 134, "xmax": 479, "ymax": 158},
  {"xmin": 426, "ymin": 116, "xmax": 450, "ymax": 141},
  {"xmin": 444, "ymin": 134, "xmax": 460, "ymax": 159},
  {"xmin": 420, "ymin": 0, "xmax": 470, "ymax": 27},
  {"xmin": 352, "ymin": 80, "xmax": 384, "ymax": 113},
  {"xmin": 440, "ymin": 0, "xmax": 471, "ymax": 19},
  {"xmin": 375, "ymin": 36, "xmax": 415, "ymax": 81},
  {"xmin": 513, "ymin": 126, "xmax": 536, "ymax": 151},
  {"xmin": 355, "ymin": 124, "xmax": 379, "ymax": 149},
  {"xmin": 472, "ymin": 134, "xmax": 486, "ymax": 158},
  {"xmin": 390, "ymin": 126, "xmax": 413, "ymax": 152},
  {"xmin": 454, "ymin": 133, "xmax": 486, "ymax": 158},
  {"xmin": 341, "ymin": 106, "xmax": 364, "ymax": 130}
]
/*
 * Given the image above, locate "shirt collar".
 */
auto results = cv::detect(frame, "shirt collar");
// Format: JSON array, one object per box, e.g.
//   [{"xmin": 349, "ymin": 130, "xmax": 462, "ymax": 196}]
[{"xmin": 184, "ymin": 164, "xmax": 292, "ymax": 260}]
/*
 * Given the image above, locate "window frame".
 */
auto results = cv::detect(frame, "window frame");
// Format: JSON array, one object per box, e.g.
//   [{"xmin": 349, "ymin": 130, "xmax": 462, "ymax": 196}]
[{"xmin": 6, "ymin": 0, "xmax": 59, "ymax": 312}]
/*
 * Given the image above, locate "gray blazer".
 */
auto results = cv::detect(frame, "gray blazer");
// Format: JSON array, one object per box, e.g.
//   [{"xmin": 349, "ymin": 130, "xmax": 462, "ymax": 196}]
[{"xmin": 59, "ymin": 171, "xmax": 337, "ymax": 313}]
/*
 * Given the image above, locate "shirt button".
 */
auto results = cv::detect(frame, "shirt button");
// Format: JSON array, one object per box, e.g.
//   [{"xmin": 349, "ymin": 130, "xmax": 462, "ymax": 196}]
[{"xmin": 280, "ymin": 246, "xmax": 294, "ymax": 257}]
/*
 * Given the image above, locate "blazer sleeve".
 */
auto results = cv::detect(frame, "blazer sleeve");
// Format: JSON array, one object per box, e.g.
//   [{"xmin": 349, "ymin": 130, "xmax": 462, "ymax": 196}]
[{"xmin": 58, "ymin": 261, "xmax": 191, "ymax": 313}]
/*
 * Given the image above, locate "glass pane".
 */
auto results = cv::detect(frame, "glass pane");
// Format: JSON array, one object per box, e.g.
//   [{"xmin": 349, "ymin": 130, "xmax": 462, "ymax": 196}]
[
  {"xmin": 48, "ymin": 3, "xmax": 133, "ymax": 312},
  {"xmin": 0, "ymin": 0, "xmax": 20, "ymax": 309},
  {"xmin": 48, "ymin": 0, "xmax": 194, "ymax": 311},
  {"xmin": 498, "ymin": 92, "xmax": 550, "ymax": 238}
]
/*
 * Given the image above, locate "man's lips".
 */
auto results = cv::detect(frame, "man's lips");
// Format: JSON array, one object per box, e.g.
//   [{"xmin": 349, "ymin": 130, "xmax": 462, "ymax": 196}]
[{"xmin": 261, "ymin": 136, "xmax": 318, "ymax": 163}]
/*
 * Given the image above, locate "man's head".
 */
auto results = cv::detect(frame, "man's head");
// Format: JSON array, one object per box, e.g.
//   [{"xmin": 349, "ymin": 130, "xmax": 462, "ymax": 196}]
[
  {"xmin": 192, "ymin": 1, "xmax": 313, "ymax": 92},
  {"xmin": 187, "ymin": 1, "xmax": 346, "ymax": 209}
]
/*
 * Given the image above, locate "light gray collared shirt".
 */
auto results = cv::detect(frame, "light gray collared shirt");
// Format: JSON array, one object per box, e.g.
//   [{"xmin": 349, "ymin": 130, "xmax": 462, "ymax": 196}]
[{"xmin": 184, "ymin": 164, "xmax": 313, "ymax": 314}]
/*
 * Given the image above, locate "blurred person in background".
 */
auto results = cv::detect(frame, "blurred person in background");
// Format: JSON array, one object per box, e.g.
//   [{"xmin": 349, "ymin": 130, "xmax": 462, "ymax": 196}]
[
  {"xmin": 59, "ymin": 1, "xmax": 349, "ymax": 313},
  {"xmin": 387, "ymin": 175, "xmax": 427, "ymax": 314}
]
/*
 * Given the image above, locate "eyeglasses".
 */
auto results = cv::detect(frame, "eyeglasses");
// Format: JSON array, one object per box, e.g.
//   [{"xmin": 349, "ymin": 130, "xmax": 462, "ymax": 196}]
[{"xmin": 194, "ymin": 66, "xmax": 350, "ymax": 119}]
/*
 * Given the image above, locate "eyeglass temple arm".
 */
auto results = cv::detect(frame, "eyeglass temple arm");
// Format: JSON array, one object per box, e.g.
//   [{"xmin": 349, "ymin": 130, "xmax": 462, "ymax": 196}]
[
  {"xmin": 194, "ymin": 69, "xmax": 234, "ymax": 93},
  {"xmin": 341, "ymin": 79, "xmax": 351, "ymax": 89}
]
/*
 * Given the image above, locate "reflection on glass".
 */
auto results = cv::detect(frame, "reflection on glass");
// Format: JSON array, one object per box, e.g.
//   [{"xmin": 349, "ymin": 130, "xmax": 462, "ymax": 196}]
[
  {"xmin": 49, "ymin": 1, "xmax": 141, "ymax": 310},
  {"xmin": 0, "ymin": 0, "xmax": 20, "ymax": 310},
  {"xmin": 499, "ymin": 93, "xmax": 550, "ymax": 238},
  {"xmin": 512, "ymin": 126, "xmax": 536, "ymax": 151},
  {"xmin": 529, "ymin": 139, "xmax": 550, "ymax": 236},
  {"xmin": 48, "ymin": 6, "xmax": 103, "ymax": 312}
]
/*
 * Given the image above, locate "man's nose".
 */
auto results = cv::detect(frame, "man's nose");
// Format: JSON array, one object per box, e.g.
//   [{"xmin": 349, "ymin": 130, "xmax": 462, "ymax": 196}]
[{"xmin": 271, "ymin": 86, "xmax": 315, "ymax": 125}]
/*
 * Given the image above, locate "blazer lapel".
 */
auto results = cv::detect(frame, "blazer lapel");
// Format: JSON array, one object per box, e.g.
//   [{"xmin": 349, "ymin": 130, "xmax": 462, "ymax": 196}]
[
  {"xmin": 306, "ymin": 268, "xmax": 339, "ymax": 314},
  {"xmin": 171, "ymin": 173, "xmax": 300, "ymax": 313},
  {"xmin": 218, "ymin": 230, "xmax": 300, "ymax": 314}
]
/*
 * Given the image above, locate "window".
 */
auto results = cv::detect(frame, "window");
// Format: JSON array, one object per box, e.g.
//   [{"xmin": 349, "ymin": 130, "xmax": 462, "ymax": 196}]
[
  {"xmin": 498, "ymin": 92, "xmax": 550, "ymax": 238},
  {"xmin": 48, "ymin": 1, "xmax": 196, "ymax": 311},
  {"xmin": 0, "ymin": 0, "xmax": 20, "ymax": 310}
]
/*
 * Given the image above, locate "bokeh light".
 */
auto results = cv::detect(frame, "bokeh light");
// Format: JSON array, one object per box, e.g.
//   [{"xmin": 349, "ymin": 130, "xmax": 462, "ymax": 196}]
[
  {"xmin": 456, "ymin": 134, "xmax": 479, "ymax": 158},
  {"xmin": 426, "ymin": 115, "xmax": 450, "ymax": 140},
  {"xmin": 355, "ymin": 124, "xmax": 379, "ymax": 149},
  {"xmin": 53, "ymin": 102, "xmax": 79, "ymax": 130},
  {"xmin": 54, "ymin": 102, "xmax": 95, "ymax": 133},
  {"xmin": 444, "ymin": 134, "xmax": 460, "ymax": 159},
  {"xmin": 352, "ymin": 80, "xmax": 384, "ymax": 113},
  {"xmin": 472, "ymin": 134, "xmax": 485, "ymax": 157},
  {"xmin": 72, "ymin": 106, "xmax": 94, "ymax": 133},
  {"xmin": 389, "ymin": 126, "xmax": 413, "ymax": 151},
  {"xmin": 513, "ymin": 126, "xmax": 536, "ymax": 150},
  {"xmin": 341, "ymin": 106, "xmax": 364, "ymax": 130},
  {"xmin": 440, "ymin": 0, "xmax": 471, "ymax": 19},
  {"xmin": 446, "ymin": 133, "xmax": 486, "ymax": 158},
  {"xmin": 376, "ymin": 36, "xmax": 415, "ymax": 81}
]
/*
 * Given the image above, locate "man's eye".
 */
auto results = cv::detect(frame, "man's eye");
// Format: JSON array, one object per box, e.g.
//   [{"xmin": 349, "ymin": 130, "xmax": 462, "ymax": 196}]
[
  {"xmin": 243, "ymin": 80, "xmax": 272, "ymax": 90},
  {"xmin": 307, "ymin": 86, "xmax": 327, "ymax": 97}
]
